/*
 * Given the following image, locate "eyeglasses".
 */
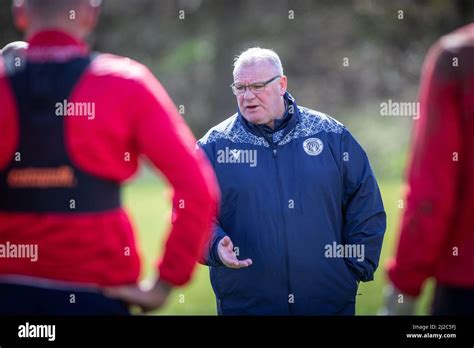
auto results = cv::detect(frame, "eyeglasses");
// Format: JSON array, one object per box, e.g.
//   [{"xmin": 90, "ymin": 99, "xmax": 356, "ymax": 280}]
[{"xmin": 231, "ymin": 75, "xmax": 281, "ymax": 96}]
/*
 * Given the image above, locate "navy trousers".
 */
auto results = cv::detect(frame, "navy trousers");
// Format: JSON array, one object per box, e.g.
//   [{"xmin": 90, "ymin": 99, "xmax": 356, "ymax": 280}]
[
  {"xmin": 0, "ymin": 282, "xmax": 130, "ymax": 315},
  {"xmin": 431, "ymin": 283, "xmax": 474, "ymax": 315}
]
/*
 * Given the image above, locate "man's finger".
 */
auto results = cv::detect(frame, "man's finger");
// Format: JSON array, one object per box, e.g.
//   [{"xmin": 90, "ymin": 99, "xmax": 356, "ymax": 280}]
[
  {"xmin": 236, "ymin": 258, "xmax": 253, "ymax": 268},
  {"xmin": 243, "ymin": 258, "xmax": 253, "ymax": 266},
  {"xmin": 221, "ymin": 236, "xmax": 231, "ymax": 247},
  {"xmin": 222, "ymin": 254, "xmax": 253, "ymax": 268}
]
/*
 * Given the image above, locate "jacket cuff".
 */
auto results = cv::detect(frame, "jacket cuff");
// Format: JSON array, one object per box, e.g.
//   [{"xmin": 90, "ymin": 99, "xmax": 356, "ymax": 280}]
[{"xmin": 207, "ymin": 227, "xmax": 227, "ymax": 268}]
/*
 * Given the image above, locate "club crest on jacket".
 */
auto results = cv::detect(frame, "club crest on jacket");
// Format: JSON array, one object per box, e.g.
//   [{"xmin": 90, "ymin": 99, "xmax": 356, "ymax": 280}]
[{"xmin": 303, "ymin": 138, "xmax": 323, "ymax": 156}]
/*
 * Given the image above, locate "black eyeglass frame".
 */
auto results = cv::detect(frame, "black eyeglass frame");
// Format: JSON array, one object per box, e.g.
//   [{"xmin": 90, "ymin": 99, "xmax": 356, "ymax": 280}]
[{"xmin": 230, "ymin": 75, "xmax": 281, "ymax": 95}]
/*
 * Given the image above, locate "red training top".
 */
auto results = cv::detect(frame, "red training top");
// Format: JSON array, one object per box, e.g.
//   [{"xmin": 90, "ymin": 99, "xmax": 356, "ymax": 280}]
[
  {"xmin": 0, "ymin": 30, "xmax": 219, "ymax": 287},
  {"xmin": 387, "ymin": 24, "xmax": 474, "ymax": 296}
]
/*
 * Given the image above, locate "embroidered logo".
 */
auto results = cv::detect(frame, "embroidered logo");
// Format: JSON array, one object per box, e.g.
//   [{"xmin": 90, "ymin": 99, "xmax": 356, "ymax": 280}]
[{"xmin": 303, "ymin": 138, "xmax": 323, "ymax": 156}]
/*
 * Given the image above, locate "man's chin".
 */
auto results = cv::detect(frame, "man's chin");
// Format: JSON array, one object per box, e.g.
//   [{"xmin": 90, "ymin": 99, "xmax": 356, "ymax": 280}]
[{"xmin": 242, "ymin": 114, "xmax": 268, "ymax": 125}]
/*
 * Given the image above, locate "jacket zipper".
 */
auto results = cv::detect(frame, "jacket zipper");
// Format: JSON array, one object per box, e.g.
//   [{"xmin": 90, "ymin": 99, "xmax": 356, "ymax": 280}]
[{"xmin": 259, "ymin": 128, "xmax": 293, "ymax": 315}]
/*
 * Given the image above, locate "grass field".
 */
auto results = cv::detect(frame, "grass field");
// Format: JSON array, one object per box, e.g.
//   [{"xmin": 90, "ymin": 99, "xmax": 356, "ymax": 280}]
[{"xmin": 123, "ymin": 176, "xmax": 434, "ymax": 315}]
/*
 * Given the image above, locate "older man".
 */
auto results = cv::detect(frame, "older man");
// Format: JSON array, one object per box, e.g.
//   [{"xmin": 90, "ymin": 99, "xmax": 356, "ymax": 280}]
[{"xmin": 198, "ymin": 47, "xmax": 386, "ymax": 315}]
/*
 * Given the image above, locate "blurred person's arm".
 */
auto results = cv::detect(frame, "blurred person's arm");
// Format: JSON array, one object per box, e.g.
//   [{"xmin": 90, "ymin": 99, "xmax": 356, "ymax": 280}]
[
  {"xmin": 341, "ymin": 130, "xmax": 387, "ymax": 283},
  {"xmin": 386, "ymin": 40, "xmax": 462, "ymax": 300},
  {"xmin": 106, "ymin": 64, "xmax": 220, "ymax": 312}
]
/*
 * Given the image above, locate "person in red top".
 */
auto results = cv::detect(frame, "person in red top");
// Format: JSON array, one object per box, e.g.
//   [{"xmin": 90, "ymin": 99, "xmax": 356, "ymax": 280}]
[
  {"xmin": 382, "ymin": 24, "xmax": 474, "ymax": 315},
  {"xmin": 0, "ymin": 0, "xmax": 219, "ymax": 315}
]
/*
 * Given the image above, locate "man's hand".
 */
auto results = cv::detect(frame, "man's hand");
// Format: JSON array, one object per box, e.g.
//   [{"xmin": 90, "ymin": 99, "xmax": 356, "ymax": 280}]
[
  {"xmin": 378, "ymin": 283, "xmax": 417, "ymax": 315},
  {"xmin": 103, "ymin": 278, "xmax": 173, "ymax": 313},
  {"xmin": 218, "ymin": 236, "xmax": 253, "ymax": 268}
]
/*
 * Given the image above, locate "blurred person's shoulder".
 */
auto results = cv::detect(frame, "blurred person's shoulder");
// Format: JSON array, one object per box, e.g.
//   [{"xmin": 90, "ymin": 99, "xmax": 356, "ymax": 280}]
[
  {"xmin": 429, "ymin": 24, "xmax": 474, "ymax": 77},
  {"xmin": 88, "ymin": 53, "xmax": 158, "ymax": 88},
  {"xmin": 0, "ymin": 57, "xmax": 9, "ymax": 87},
  {"xmin": 440, "ymin": 23, "xmax": 474, "ymax": 51},
  {"xmin": 0, "ymin": 57, "xmax": 5, "ymax": 78}
]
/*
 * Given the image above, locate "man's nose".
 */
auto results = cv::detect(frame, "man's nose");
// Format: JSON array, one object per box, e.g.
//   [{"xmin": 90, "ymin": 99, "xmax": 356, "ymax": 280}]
[{"xmin": 243, "ymin": 87, "xmax": 256, "ymax": 99}]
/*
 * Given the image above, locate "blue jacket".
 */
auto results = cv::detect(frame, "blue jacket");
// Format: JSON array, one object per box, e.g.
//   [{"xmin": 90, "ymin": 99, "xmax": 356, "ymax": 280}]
[{"xmin": 198, "ymin": 92, "xmax": 386, "ymax": 315}]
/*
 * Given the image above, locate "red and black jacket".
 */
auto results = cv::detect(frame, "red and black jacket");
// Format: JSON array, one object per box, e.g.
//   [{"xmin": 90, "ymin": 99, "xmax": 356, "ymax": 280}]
[{"xmin": 0, "ymin": 30, "xmax": 219, "ymax": 287}]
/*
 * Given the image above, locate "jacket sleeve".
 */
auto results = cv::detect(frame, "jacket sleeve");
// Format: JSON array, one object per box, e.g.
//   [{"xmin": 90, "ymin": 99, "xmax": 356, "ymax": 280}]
[
  {"xmin": 386, "ymin": 41, "xmax": 462, "ymax": 297},
  {"xmin": 133, "ymin": 66, "xmax": 220, "ymax": 286},
  {"xmin": 203, "ymin": 224, "xmax": 227, "ymax": 268},
  {"xmin": 196, "ymin": 138, "xmax": 227, "ymax": 268},
  {"xmin": 341, "ymin": 129, "xmax": 387, "ymax": 282}
]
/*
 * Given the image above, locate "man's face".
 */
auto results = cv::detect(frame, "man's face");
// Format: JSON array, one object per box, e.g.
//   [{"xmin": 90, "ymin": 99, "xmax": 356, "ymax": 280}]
[{"xmin": 233, "ymin": 61, "xmax": 287, "ymax": 126}]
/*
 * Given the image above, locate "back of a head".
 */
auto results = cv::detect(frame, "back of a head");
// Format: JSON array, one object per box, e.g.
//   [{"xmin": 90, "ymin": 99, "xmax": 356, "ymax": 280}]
[
  {"xmin": 24, "ymin": 0, "xmax": 92, "ymax": 18},
  {"xmin": 13, "ymin": 0, "xmax": 102, "ymax": 38},
  {"xmin": 435, "ymin": 24, "xmax": 474, "ymax": 85}
]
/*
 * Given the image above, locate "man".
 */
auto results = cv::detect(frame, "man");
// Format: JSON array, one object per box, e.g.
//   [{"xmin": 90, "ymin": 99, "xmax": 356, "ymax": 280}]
[
  {"xmin": 0, "ymin": 0, "xmax": 219, "ymax": 314},
  {"xmin": 198, "ymin": 47, "xmax": 386, "ymax": 315},
  {"xmin": 383, "ymin": 24, "xmax": 474, "ymax": 315}
]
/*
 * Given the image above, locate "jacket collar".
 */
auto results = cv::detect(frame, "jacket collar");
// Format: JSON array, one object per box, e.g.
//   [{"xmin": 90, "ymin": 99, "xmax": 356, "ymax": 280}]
[
  {"xmin": 238, "ymin": 91, "xmax": 300, "ymax": 143},
  {"xmin": 26, "ymin": 30, "xmax": 89, "ymax": 63}
]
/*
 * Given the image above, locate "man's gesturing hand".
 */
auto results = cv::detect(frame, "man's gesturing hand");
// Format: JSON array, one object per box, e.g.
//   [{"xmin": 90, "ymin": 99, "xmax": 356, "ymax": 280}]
[
  {"xmin": 218, "ymin": 236, "xmax": 253, "ymax": 268},
  {"xmin": 103, "ymin": 279, "xmax": 172, "ymax": 313}
]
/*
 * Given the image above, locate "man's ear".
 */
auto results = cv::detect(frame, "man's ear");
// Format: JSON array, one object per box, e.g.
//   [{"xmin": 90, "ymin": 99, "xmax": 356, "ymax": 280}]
[
  {"xmin": 12, "ymin": 0, "xmax": 28, "ymax": 32},
  {"xmin": 279, "ymin": 75, "xmax": 288, "ymax": 95},
  {"xmin": 81, "ymin": 3, "xmax": 101, "ymax": 34}
]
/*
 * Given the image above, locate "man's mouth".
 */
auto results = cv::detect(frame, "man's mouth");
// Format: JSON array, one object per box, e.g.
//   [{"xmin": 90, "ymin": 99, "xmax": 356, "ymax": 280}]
[{"xmin": 245, "ymin": 105, "xmax": 260, "ymax": 111}]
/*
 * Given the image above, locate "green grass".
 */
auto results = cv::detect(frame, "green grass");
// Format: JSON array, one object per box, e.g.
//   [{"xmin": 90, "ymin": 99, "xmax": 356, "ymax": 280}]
[
  {"xmin": 123, "ymin": 176, "xmax": 216, "ymax": 315},
  {"xmin": 123, "ymin": 177, "xmax": 433, "ymax": 315}
]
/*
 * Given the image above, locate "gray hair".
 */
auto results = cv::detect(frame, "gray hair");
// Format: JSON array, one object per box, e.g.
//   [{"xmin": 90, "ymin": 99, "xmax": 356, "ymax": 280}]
[{"xmin": 233, "ymin": 47, "xmax": 284, "ymax": 77}]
